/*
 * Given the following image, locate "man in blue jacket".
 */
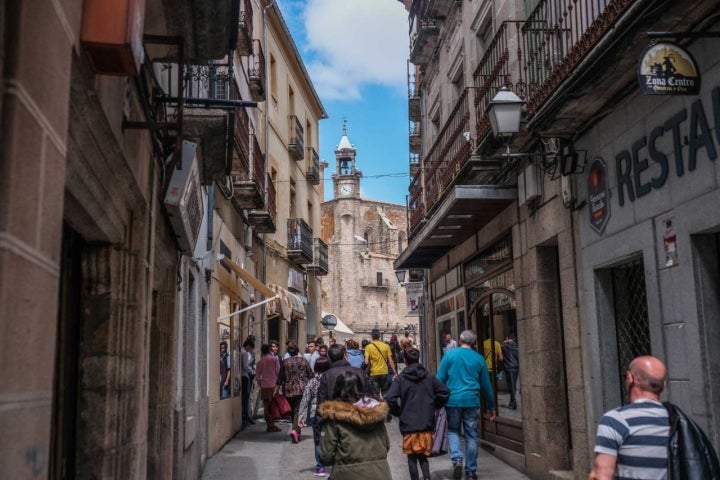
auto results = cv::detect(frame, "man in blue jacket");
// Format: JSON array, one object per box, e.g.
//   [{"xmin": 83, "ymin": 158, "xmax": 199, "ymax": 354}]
[{"xmin": 437, "ymin": 329, "xmax": 496, "ymax": 480}]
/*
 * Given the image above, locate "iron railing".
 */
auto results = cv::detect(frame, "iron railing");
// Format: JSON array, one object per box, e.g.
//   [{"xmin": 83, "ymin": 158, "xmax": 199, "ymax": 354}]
[
  {"xmin": 288, "ymin": 115, "xmax": 305, "ymax": 161},
  {"xmin": 237, "ymin": 0, "xmax": 254, "ymax": 55},
  {"xmin": 307, "ymin": 238, "xmax": 329, "ymax": 275},
  {"xmin": 306, "ymin": 147, "xmax": 320, "ymax": 185},
  {"xmin": 287, "ymin": 218, "xmax": 313, "ymax": 264},
  {"xmin": 408, "ymin": 0, "xmax": 635, "ymax": 232}
]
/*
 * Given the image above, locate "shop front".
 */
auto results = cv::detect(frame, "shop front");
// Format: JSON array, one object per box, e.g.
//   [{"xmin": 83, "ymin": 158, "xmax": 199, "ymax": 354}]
[{"xmin": 576, "ymin": 45, "xmax": 720, "ymax": 454}]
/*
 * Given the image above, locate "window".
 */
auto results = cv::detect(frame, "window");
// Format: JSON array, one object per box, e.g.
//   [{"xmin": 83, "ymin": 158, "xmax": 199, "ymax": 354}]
[
  {"xmin": 289, "ymin": 179, "xmax": 296, "ymax": 218},
  {"xmin": 398, "ymin": 233, "xmax": 405, "ymax": 254},
  {"xmin": 377, "ymin": 272, "xmax": 383, "ymax": 286},
  {"xmin": 340, "ymin": 157, "xmax": 352, "ymax": 175},
  {"xmin": 270, "ymin": 54, "xmax": 277, "ymax": 102}
]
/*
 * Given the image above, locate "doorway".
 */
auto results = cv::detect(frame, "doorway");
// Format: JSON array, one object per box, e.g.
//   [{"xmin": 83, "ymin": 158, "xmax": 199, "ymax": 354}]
[
  {"xmin": 50, "ymin": 226, "xmax": 84, "ymax": 479},
  {"xmin": 470, "ymin": 287, "xmax": 523, "ymax": 453}
]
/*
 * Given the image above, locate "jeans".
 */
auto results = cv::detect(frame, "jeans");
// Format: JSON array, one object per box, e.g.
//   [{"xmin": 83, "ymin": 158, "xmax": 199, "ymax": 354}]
[
  {"xmin": 446, "ymin": 406, "xmax": 479, "ymax": 474},
  {"xmin": 506, "ymin": 369, "xmax": 519, "ymax": 408}
]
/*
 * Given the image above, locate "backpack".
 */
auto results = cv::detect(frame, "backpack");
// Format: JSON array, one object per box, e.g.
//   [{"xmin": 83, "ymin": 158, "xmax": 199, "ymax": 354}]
[{"xmin": 664, "ymin": 402, "xmax": 720, "ymax": 479}]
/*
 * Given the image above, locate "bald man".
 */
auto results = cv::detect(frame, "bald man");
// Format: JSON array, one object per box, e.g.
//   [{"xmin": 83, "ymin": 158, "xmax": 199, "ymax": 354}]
[{"xmin": 589, "ymin": 356, "xmax": 670, "ymax": 479}]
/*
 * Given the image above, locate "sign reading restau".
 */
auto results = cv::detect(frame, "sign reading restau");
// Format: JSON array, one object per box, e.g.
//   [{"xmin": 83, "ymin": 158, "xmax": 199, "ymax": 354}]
[
  {"xmin": 588, "ymin": 157, "xmax": 610, "ymax": 235},
  {"xmin": 404, "ymin": 282, "xmax": 423, "ymax": 317},
  {"xmin": 638, "ymin": 41, "xmax": 701, "ymax": 95}
]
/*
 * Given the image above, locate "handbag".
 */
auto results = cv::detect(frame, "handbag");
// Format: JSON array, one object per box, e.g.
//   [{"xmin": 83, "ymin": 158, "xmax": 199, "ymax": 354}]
[
  {"xmin": 269, "ymin": 393, "xmax": 292, "ymax": 420},
  {"xmin": 431, "ymin": 407, "xmax": 449, "ymax": 457}
]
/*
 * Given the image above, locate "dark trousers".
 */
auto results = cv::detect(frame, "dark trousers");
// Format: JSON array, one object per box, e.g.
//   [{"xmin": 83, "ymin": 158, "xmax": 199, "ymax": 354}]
[
  {"xmin": 242, "ymin": 376, "xmax": 252, "ymax": 421},
  {"xmin": 506, "ymin": 369, "xmax": 519, "ymax": 408}
]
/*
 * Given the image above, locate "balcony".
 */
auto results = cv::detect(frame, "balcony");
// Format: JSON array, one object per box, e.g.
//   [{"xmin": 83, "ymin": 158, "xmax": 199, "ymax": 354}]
[
  {"xmin": 232, "ymin": 128, "xmax": 268, "ymax": 213},
  {"xmin": 409, "ymin": 20, "xmax": 439, "ymax": 66},
  {"xmin": 306, "ymin": 238, "xmax": 329, "ymax": 276},
  {"xmin": 248, "ymin": 172, "xmax": 276, "ymax": 233},
  {"xmin": 409, "ymin": 123, "xmax": 421, "ymax": 154},
  {"xmin": 162, "ymin": 0, "xmax": 235, "ymax": 63},
  {"xmin": 152, "ymin": 61, "xmax": 235, "ymax": 183},
  {"xmin": 236, "ymin": 0, "xmax": 254, "ymax": 56},
  {"xmin": 409, "ymin": 153, "xmax": 420, "ymax": 177},
  {"xmin": 409, "ymin": 95, "xmax": 421, "ymax": 122},
  {"xmin": 424, "ymin": 0, "xmax": 454, "ymax": 18},
  {"xmin": 362, "ymin": 278, "xmax": 390, "ymax": 289},
  {"xmin": 288, "ymin": 115, "xmax": 305, "ymax": 161},
  {"xmin": 306, "ymin": 147, "xmax": 321, "ymax": 185},
  {"xmin": 287, "ymin": 218, "xmax": 313, "ymax": 265},
  {"xmin": 248, "ymin": 39, "xmax": 266, "ymax": 101}
]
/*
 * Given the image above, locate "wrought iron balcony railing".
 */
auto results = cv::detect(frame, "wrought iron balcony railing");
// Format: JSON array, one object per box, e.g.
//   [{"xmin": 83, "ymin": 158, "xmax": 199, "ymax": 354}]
[
  {"xmin": 236, "ymin": 0, "xmax": 254, "ymax": 56},
  {"xmin": 287, "ymin": 218, "xmax": 313, "ymax": 265},
  {"xmin": 288, "ymin": 115, "xmax": 305, "ymax": 161},
  {"xmin": 248, "ymin": 39, "xmax": 266, "ymax": 101},
  {"xmin": 306, "ymin": 238, "xmax": 329, "ymax": 276},
  {"xmin": 306, "ymin": 147, "xmax": 320, "ymax": 185},
  {"xmin": 408, "ymin": 0, "xmax": 636, "ymax": 232}
]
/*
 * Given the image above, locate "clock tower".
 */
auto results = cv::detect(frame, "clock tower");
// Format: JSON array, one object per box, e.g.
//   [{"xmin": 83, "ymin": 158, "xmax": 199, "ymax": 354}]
[{"xmin": 332, "ymin": 120, "xmax": 361, "ymax": 199}]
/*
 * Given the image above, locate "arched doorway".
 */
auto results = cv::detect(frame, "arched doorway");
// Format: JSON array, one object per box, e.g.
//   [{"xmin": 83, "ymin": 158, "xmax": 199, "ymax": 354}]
[{"xmin": 468, "ymin": 286, "xmax": 524, "ymax": 454}]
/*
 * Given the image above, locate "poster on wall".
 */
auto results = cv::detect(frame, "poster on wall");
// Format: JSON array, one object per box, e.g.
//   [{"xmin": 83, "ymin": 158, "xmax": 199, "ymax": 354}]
[
  {"xmin": 638, "ymin": 41, "xmax": 701, "ymax": 95},
  {"xmin": 405, "ymin": 282, "xmax": 423, "ymax": 317}
]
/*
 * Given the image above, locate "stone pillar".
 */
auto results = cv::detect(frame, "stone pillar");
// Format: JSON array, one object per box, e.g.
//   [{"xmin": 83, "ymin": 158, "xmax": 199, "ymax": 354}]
[
  {"xmin": 0, "ymin": 0, "xmax": 76, "ymax": 477},
  {"xmin": 75, "ymin": 244, "xmax": 149, "ymax": 479}
]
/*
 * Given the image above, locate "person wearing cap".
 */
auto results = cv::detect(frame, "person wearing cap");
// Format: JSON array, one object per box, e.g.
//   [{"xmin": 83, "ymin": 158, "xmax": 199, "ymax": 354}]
[{"xmin": 364, "ymin": 329, "xmax": 398, "ymax": 418}]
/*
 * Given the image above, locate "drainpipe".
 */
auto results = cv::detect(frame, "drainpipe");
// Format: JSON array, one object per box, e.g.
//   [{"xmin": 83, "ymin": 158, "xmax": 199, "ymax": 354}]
[{"xmin": 261, "ymin": 0, "xmax": 276, "ymax": 343}]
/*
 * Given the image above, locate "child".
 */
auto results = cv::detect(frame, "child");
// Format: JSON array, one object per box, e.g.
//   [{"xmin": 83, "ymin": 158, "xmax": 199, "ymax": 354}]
[
  {"xmin": 298, "ymin": 356, "xmax": 331, "ymax": 477},
  {"xmin": 318, "ymin": 371, "xmax": 392, "ymax": 479},
  {"xmin": 385, "ymin": 348, "xmax": 450, "ymax": 480}
]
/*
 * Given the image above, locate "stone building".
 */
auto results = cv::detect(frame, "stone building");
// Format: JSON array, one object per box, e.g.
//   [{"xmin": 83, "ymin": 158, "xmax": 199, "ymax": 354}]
[
  {"xmin": 395, "ymin": 0, "xmax": 720, "ymax": 478},
  {"xmin": 0, "ymin": 0, "xmax": 324, "ymax": 478},
  {"xmin": 320, "ymin": 125, "xmax": 415, "ymax": 344}
]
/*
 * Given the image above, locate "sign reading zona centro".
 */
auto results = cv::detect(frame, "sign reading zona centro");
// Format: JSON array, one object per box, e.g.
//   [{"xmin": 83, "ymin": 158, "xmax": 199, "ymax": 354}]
[{"xmin": 638, "ymin": 41, "xmax": 701, "ymax": 95}]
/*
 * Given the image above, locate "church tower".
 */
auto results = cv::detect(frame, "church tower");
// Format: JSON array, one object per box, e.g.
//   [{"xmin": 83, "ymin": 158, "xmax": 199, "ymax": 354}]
[{"xmin": 332, "ymin": 120, "xmax": 361, "ymax": 199}]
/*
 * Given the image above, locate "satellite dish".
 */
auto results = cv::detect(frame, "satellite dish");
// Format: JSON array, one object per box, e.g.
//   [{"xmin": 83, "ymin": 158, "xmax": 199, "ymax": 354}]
[{"xmin": 321, "ymin": 314, "xmax": 338, "ymax": 330}]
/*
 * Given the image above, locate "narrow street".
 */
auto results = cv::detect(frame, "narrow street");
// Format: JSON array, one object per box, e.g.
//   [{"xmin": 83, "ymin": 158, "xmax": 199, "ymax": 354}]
[{"xmin": 201, "ymin": 416, "xmax": 528, "ymax": 479}]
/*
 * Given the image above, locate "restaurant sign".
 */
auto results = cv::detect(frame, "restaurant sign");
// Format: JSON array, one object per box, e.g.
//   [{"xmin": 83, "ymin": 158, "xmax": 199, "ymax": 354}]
[{"xmin": 638, "ymin": 41, "xmax": 700, "ymax": 95}]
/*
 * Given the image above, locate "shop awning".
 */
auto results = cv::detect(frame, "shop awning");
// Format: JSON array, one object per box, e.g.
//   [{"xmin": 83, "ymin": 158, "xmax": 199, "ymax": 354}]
[
  {"xmin": 219, "ymin": 257, "xmax": 275, "ymax": 298},
  {"xmin": 267, "ymin": 284, "xmax": 306, "ymax": 322},
  {"xmin": 321, "ymin": 312, "xmax": 354, "ymax": 335}
]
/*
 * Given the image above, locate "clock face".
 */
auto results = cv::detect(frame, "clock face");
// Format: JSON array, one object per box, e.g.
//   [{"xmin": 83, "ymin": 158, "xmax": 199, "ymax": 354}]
[{"xmin": 339, "ymin": 184, "xmax": 353, "ymax": 196}]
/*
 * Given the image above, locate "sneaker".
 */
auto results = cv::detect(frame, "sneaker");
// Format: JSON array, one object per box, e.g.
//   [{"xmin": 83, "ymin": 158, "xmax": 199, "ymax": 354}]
[
  {"xmin": 314, "ymin": 467, "xmax": 326, "ymax": 477},
  {"xmin": 465, "ymin": 473, "xmax": 478, "ymax": 480},
  {"xmin": 452, "ymin": 460, "xmax": 463, "ymax": 479},
  {"xmin": 289, "ymin": 430, "xmax": 300, "ymax": 443}
]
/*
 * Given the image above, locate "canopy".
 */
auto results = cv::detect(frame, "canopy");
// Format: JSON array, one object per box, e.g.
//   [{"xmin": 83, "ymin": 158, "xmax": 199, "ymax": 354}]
[
  {"xmin": 321, "ymin": 311, "xmax": 354, "ymax": 334},
  {"xmin": 267, "ymin": 284, "xmax": 306, "ymax": 322}
]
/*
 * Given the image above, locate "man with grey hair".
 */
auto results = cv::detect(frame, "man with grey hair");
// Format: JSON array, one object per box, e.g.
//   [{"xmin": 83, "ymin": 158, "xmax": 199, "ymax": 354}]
[{"xmin": 437, "ymin": 329, "xmax": 496, "ymax": 480}]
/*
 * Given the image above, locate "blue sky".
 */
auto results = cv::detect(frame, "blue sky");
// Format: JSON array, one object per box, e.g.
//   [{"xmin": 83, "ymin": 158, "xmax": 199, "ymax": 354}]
[{"xmin": 277, "ymin": 0, "xmax": 411, "ymax": 206}]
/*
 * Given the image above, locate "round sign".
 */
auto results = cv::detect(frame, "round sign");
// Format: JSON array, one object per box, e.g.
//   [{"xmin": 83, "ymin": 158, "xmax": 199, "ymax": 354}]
[{"xmin": 321, "ymin": 314, "xmax": 338, "ymax": 330}]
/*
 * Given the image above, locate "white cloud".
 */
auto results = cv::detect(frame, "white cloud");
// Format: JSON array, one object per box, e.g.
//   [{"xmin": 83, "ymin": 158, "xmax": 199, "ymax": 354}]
[{"xmin": 288, "ymin": 0, "xmax": 410, "ymax": 101}]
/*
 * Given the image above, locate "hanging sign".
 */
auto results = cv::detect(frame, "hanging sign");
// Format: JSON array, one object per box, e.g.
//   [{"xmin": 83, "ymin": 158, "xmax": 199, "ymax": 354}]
[
  {"xmin": 638, "ymin": 41, "xmax": 701, "ymax": 95},
  {"xmin": 405, "ymin": 282, "xmax": 423, "ymax": 317},
  {"xmin": 588, "ymin": 157, "xmax": 610, "ymax": 235}
]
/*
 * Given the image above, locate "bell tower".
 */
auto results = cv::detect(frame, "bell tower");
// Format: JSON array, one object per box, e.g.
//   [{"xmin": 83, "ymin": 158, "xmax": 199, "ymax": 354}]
[{"xmin": 332, "ymin": 120, "xmax": 361, "ymax": 199}]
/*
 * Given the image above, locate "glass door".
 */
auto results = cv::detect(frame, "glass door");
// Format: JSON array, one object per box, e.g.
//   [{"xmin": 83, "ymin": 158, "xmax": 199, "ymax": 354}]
[{"xmin": 473, "ymin": 288, "xmax": 523, "ymax": 453}]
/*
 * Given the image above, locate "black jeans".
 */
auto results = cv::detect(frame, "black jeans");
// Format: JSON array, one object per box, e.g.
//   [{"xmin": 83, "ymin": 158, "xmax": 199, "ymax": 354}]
[
  {"xmin": 506, "ymin": 369, "xmax": 519, "ymax": 408},
  {"xmin": 242, "ymin": 375, "xmax": 252, "ymax": 420}
]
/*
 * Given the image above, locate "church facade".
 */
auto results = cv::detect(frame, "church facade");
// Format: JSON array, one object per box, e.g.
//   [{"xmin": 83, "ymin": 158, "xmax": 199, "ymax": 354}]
[{"xmin": 320, "ymin": 126, "xmax": 417, "ymax": 343}]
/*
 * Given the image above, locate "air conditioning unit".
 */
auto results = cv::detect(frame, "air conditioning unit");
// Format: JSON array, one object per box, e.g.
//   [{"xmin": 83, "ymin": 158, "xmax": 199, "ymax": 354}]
[
  {"xmin": 517, "ymin": 163, "xmax": 542, "ymax": 206},
  {"xmin": 164, "ymin": 141, "xmax": 204, "ymax": 254}
]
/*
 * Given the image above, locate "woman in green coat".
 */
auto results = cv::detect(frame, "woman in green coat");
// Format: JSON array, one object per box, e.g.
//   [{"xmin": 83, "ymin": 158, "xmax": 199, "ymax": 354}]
[{"xmin": 318, "ymin": 371, "xmax": 393, "ymax": 479}]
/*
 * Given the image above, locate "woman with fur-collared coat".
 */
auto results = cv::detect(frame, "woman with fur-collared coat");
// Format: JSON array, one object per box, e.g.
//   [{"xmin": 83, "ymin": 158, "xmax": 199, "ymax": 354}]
[{"xmin": 318, "ymin": 370, "xmax": 393, "ymax": 479}]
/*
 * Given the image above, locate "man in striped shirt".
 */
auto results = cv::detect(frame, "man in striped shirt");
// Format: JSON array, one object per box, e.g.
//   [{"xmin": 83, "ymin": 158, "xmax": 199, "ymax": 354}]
[{"xmin": 590, "ymin": 356, "xmax": 670, "ymax": 479}]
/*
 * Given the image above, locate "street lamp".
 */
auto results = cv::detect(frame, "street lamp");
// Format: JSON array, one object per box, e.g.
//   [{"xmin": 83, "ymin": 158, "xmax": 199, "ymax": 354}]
[
  {"xmin": 486, "ymin": 86, "xmax": 524, "ymax": 148},
  {"xmin": 394, "ymin": 269, "xmax": 407, "ymax": 284}
]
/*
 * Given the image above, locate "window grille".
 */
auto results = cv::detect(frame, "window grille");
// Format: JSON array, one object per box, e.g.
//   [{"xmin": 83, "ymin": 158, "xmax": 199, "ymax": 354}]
[{"xmin": 612, "ymin": 258, "xmax": 651, "ymax": 402}]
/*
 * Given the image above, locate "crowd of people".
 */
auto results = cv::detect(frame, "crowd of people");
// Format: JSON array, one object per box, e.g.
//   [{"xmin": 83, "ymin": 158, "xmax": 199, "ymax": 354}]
[{"xmin": 239, "ymin": 329, "xmax": 719, "ymax": 480}]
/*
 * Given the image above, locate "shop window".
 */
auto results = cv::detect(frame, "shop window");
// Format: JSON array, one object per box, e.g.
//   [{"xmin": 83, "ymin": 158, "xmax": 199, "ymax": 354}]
[{"xmin": 218, "ymin": 291, "xmax": 240, "ymax": 400}]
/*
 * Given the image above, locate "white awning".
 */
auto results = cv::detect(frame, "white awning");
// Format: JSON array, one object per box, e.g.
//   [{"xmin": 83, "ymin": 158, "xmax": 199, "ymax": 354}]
[{"xmin": 321, "ymin": 311, "xmax": 354, "ymax": 334}]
